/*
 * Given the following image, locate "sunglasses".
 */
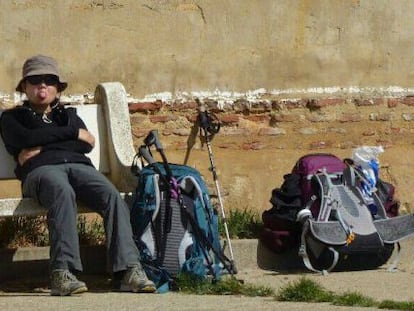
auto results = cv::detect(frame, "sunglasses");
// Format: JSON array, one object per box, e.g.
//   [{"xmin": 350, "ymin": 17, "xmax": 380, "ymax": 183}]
[{"xmin": 25, "ymin": 75, "xmax": 59, "ymax": 86}]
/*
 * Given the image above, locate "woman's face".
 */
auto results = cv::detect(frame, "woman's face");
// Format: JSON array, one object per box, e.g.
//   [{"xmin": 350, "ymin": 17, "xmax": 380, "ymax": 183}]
[{"xmin": 23, "ymin": 75, "xmax": 59, "ymax": 107}]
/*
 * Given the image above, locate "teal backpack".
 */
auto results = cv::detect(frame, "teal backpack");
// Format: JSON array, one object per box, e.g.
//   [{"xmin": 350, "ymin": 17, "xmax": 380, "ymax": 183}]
[{"xmin": 130, "ymin": 136, "xmax": 236, "ymax": 291}]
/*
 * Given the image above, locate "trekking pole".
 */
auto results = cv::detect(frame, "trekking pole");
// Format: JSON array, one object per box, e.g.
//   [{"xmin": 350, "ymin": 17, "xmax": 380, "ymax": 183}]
[{"xmin": 197, "ymin": 103, "xmax": 237, "ymax": 273}]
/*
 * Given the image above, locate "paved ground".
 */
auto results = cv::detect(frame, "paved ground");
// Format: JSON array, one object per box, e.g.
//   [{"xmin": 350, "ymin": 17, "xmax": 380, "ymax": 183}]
[
  {"xmin": 0, "ymin": 292, "xmax": 381, "ymax": 311},
  {"xmin": 1, "ymin": 239, "xmax": 414, "ymax": 310}
]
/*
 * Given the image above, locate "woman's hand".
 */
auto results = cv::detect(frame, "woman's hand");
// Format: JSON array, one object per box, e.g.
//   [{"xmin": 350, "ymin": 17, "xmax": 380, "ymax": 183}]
[
  {"xmin": 18, "ymin": 146, "xmax": 42, "ymax": 166},
  {"xmin": 78, "ymin": 128, "xmax": 95, "ymax": 148}
]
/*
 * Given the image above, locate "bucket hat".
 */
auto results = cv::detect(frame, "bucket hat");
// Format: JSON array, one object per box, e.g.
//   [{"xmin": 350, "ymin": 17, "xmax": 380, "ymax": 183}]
[{"xmin": 16, "ymin": 55, "xmax": 68, "ymax": 92}]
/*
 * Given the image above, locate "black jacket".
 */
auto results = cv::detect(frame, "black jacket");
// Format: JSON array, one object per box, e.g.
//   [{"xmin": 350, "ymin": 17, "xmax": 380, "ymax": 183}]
[{"xmin": 0, "ymin": 100, "xmax": 94, "ymax": 181}]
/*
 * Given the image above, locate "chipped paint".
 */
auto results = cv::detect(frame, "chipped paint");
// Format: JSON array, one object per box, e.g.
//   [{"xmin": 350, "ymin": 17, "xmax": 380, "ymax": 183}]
[{"xmin": 2, "ymin": 86, "xmax": 414, "ymax": 106}]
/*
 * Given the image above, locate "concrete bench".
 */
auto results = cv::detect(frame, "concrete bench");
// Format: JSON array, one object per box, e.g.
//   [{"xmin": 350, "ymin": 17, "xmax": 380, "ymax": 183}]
[{"xmin": 0, "ymin": 82, "xmax": 138, "ymax": 217}]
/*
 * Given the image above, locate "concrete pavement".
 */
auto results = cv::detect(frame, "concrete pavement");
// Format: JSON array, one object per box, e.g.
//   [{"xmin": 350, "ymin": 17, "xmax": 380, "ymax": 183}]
[{"xmin": 1, "ymin": 239, "xmax": 414, "ymax": 310}]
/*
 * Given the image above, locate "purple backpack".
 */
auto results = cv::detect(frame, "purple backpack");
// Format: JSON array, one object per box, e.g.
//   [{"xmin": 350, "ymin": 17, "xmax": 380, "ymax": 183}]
[
  {"xmin": 261, "ymin": 153, "xmax": 410, "ymax": 273},
  {"xmin": 292, "ymin": 153, "xmax": 346, "ymax": 216}
]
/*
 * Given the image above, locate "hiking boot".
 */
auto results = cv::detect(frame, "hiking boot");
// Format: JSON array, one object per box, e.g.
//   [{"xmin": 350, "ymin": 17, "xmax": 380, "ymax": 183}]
[
  {"xmin": 119, "ymin": 265, "xmax": 156, "ymax": 293},
  {"xmin": 50, "ymin": 269, "xmax": 88, "ymax": 296}
]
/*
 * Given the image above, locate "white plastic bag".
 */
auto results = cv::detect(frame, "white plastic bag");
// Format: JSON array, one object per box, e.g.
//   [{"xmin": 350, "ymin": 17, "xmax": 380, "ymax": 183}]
[{"xmin": 351, "ymin": 146, "xmax": 384, "ymax": 214}]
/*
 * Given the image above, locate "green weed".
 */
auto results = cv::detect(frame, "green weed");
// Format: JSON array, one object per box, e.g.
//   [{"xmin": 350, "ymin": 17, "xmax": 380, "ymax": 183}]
[
  {"xmin": 378, "ymin": 300, "xmax": 414, "ymax": 310},
  {"xmin": 332, "ymin": 291, "xmax": 376, "ymax": 307},
  {"xmin": 276, "ymin": 277, "xmax": 334, "ymax": 302},
  {"xmin": 219, "ymin": 208, "xmax": 263, "ymax": 239},
  {"xmin": 175, "ymin": 273, "xmax": 273, "ymax": 297},
  {"xmin": 276, "ymin": 277, "xmax": 414, "ymax": 310}
]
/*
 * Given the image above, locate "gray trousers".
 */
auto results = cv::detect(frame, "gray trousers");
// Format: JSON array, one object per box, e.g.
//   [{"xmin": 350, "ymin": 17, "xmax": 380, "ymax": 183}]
[{"xmin": 22, "ymin": 163, "xmax": 140, "ymax": 273}]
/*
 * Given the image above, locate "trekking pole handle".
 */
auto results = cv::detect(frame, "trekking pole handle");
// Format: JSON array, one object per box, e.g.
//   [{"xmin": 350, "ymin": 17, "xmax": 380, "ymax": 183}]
[
  {"xmin": 198, "ymin": 106, "xmax": 210, "ymax": 131},
  {"xmin": 151, "ymin": 129, "xmax": 164, "ymax": 151},
  {"xmin": 197, "ymin": 105, "xmax": 220, "ymax": 136},
  {"xmin": 144, "ymin": 129, "xmax": 164, "ymax": 151},
  {"xmin": 138, "ymin": 145, "xmax": 156, "ymax": 165}
]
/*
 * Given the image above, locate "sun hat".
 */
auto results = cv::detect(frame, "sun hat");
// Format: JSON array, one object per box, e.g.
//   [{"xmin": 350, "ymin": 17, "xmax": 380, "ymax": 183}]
[{"xmin": 15, "ymin": 55, "xmax": 68, "ymax": 92}]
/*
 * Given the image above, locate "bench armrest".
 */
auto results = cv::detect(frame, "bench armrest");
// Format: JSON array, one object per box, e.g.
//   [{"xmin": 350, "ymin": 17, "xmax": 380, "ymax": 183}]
[{"xmin": 94, "ymin": 82, "xmax": 139, "ymax": 192}]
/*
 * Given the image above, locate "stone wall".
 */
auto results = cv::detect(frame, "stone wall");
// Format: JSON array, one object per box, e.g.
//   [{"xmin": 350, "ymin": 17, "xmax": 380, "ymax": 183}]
[{"xmin": 128, "ymin": 95, "xmax": 414, "ymax": 214}]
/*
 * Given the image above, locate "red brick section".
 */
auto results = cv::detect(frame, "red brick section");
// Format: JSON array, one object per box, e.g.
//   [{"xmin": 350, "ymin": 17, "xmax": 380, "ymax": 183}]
[
  {"xmin": 149, "ymin": 115, "xmax": 178, "ymax": 123},
  {"xmin": 129, "ymin": 100, "xmax": 162, "ymax": 113},
  {"xmin": 127, "ymin": 96, "xmax": 414, "ymax": 151},
  {"xmin": 403, "ymin": 96, "xmax": 414, "ymax": 106}
]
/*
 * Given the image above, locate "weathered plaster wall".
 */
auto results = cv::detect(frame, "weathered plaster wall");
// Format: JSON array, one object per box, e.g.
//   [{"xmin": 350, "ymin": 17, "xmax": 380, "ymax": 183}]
[
  {"xmin": 1, "ymin": 0, "xmax": 414, "ymax": 216},
  {"xmin": 2, "ymin": 0, "xmax": 414, "ymax": 98}
]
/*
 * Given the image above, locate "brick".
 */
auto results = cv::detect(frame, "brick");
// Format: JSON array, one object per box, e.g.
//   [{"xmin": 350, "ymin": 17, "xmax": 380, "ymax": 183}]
[
  {"xmin": 376, "ymin": 139, "xmax": 393, "ymax": 147},
  {"xmin": 307, "ymin": 113, "xmax": 331, "ymax": 122},
  {"xmin": 249, "ymin": 101, "xmax": 272, "ymax": 113},
  {"xmin": 355, "ymin": 98, "xmax": 384, "ymax": 106},
  {"xmin": 241, "ymin": 141, "xmax": 266, "ymax": 150},
  {"xmin": 243, "ymin": 114, "xmax": 271, "ymax": 122},
  {"xmin": 258, "ymin": 127, "xmax": 286, "ymax": 136},
  {"xmin": 329, "ymin": 127, "xmax": 347, "ymax": 134},
  {"xmin": 129, "ymin": 114, "xmax": 148, "ymax": 124},
  {"xmin": 403, "ymin": 96, "xmax": 414, "ymax": 106},
  {"xmin": 149, "ymin": 115, "xmax": 178, "ymax": 123},
  {"xmin": 186, "ymin": 114, "xmax": 198, "ymax": 123},
  {"xmin": 402, "ymin": 113, "xmax": 414, "ymax": 121},
  {"xmin": 273, "ymin": 99, "xmax": 307, "ymax": 110},
  {"xmin": 161, "ymin": 129, "xmax": 173, "ymax": 136},
  {"xmin": 233, "ymin": 99, "xmax": 250, "ymax": 112},
  {"xmin": 387, "ymin": 98, "xmax": 401, "ymax": 108},
  {"xmin": 307, "ymin": 98, "xmax": 344, "ymax": 110},
  {"xmin": 309, "ymin": 141, "xmax": 333, "ymax": 149},
  {"xmin": 132, "ymin": 128, "xmax": 150, "ymax": 138},
  {"xmin": 369, "ymin": 113, "xmax": 392, "ymax": 121},
  {"xmin": 216, "ymin": 142, "xmax": 239, "ymax": 149},
  {"xmin": 339, "ymin": 113, "xmax": 362, "ymax": 122},
  {"xmin": 172, "ymin": 141, "xmax": 189, "ymax": 150},
  {"xmin": 128, "ymin": 100, "xmax": 162, "ymax": 112},
  {"xmin": 362, "ymin": 129, "xmax": 376, "ymax": 136},
  {"xmin": 298, "ymin": 127, "xmax": 318, "ymax": 135},
  {"xmin": 221, "ymin": 128, "xmax": 250, "ymax": 136},
  {"xmin": 170, "ymin": 101, "xmax": 198, "ymax": 110},
  {"xmin": 271, "ymin": 113, "xmax": 297, "ymax": 122},
  {"xmin": 219, "ymin": 114, "xmax": 239, "ymax": 125},
  {"xmin": 172, "ymin": 128, "xmax": 191, "ymax": 136},
  {"xmin": 384, "ymin": 127, "xmax": 405, "ymax": 135}
]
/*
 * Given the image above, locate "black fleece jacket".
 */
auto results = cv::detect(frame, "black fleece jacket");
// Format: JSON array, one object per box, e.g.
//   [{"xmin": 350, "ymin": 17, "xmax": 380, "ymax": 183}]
[{"xmin": 0, "ymin": 100, "xmax": 94, "ymax": 181}]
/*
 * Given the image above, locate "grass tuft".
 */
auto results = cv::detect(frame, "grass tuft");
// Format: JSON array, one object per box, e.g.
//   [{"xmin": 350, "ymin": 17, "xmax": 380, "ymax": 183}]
[
  {"xmin": 219, "ymin": 208, "xmax": 263, "ymax": 239},
  {"xmin": 175, "ymin": 273, "xmax": 273, "ymax": 297},
  {"xmin": 276, "ymin": 277, "xmax": 414, "ymax": 310},
  {"xmin": 378, "ymin": 300, "xmax": 414, "ymax": 310},
  {"xmin": 332, "ymin": 291, "xmax": 377, "ymax": 307},
  {"xmin": 276, "ymin": 277, "xmax": 334, "ymax": 302}
]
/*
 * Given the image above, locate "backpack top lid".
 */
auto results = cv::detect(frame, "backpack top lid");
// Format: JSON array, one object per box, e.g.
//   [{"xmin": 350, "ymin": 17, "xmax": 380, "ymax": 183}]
[{"xmin": 293, "ymin": 153, "xmax": 346, "ymax": 177}]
